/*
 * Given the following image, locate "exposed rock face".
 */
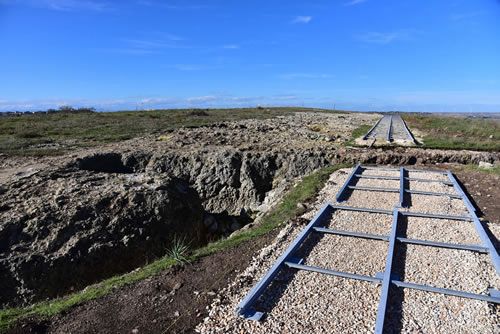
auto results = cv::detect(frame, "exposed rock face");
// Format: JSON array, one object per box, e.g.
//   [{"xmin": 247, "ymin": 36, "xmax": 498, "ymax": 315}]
[{"xmin": 0, "ymin": 171, "xmax": 205, "ymax": 307}]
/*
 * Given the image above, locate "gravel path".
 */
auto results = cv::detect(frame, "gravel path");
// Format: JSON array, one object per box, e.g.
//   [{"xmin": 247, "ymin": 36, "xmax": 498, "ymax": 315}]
[{"xmin": 196, "ymin": 167, "xmax": 500, "ymax": 333}]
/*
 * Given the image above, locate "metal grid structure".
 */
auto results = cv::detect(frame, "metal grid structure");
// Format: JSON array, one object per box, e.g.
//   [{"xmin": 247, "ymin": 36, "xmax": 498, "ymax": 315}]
[
  {"xmin": 362, "ymin": 115, "xmax": 416, "ymax": 144},
  {"xmin": 236, "ymin": 164, "xmax": 500, "ymax": 333}
]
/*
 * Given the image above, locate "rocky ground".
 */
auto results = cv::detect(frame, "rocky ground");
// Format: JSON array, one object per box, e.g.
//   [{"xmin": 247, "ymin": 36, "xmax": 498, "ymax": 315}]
[{"xmin": 1, "ymin": 111, "xmax": 500, "ymax": 333}]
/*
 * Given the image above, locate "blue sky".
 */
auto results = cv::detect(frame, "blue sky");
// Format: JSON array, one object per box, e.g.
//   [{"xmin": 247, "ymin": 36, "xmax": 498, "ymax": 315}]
[{"xmin": 0, "ymin": 0, "xmax": 499, "ymax": 112}]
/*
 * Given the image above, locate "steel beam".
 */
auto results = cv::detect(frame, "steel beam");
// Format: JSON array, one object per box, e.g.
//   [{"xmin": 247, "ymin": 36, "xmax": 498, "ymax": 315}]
[
  {"xmin": 374, "ymin": 208, "xmax": 399, "ymax": 334},
  {"xmin": 313, "ymin": 227, "xmax": 390, "ymax": 241},
  {"xmin": 335, "ymin": 164, "xmax": 361, "ymax": 202},
  {"xmin": 386, "ymin": 115, "xmax": 393, "ymax": 141},
  {"xmin": 312, "ymin": 226, "xmax": 488, "ymax": 253},
  {"xmin": 284, "ymin": 262, "xmax": 383, "ymax": 284},
  {"xmin": 396, "ymin": 237, "xmax": 489, "ymax": 253},
  {"xmin": 448, "ymin": 171, "xmax": 500, "ymax": 276},
  {"xmin": 406, "ymin": 168, "xmax": 448, "ymax": 175},
  {"xmin": 392, "ymin": 280, "xmax": 500, "ymax": 304},
  {"xmin": 400, "ymin": 167, "xmax": 406, "ymax": 208},
  {"xmin": 398, "ymin": 115, "xmax": 416, "ymax": 144},
  {"xmin": 407, "ymin": 177, "xmax": 453, "ymax": 185},
  {"xmin": 362, "ymin": 117, "xmax": 384, "ymax": 140},
  {"xmin": 355, "ymin": 174, "xmax": 399, "ymax": 181},
  {"xmin": 235, "ymin": 202, "xmax": 332, "ymax": 320},
  {"xmin": 329, "ymin": 204, "xmax": 393, "ymax": 215},
  {"xmin": 400, "ymin": 211, "xmax": 473, "ymax": 221},
  {"xmin": 348, "ymin": 185, "xmax": 399, "ymax": 192},
  {"xmin": 405, "ymin": 189, "xmax": 462, "ymax": 199}
]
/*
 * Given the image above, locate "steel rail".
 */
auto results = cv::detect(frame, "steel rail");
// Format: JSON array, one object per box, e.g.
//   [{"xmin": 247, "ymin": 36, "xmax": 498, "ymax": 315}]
[
  {"xmin": 448, "ymin": 171, "xmax": 500, "ymax": 275},
  {"xmin": 313, "ymin": 226, "xmax": 489, "ymax": 253},
  {"xmin": 348, "ymin": 185, "xmax": 399, "ymax": 192},
  {"xmin": 355, "ymin": 174, "xmax": 453, "ymax": 185},
  {"xmin": 392, "ymin": 280, "xmax": 500, "ymax": 304},
  {"xmin": 235, "ymin": 202, "xmax": 332, "ymax": 320},
  {"xmin": 374, "ymin": 207, "xmax": 399, "ymax": 333},
  {"xmin": 335, "ymin": 163, "xmax": 361, "ymax": 202},
  {"xmin": 284, "ymin": 262, "xmax": 382, "ymax": 284},
  {"xmin": 398, "ymin": 115, "xmax": 416, "ymax": 144},
  {"xmin": 386, "ymin": 115, "xmax": 393, "ymax": 141},
  {"xmin": 400, "ymin": 211, "xmax": 473, "ymax": 221},
  {"xmin": 400, "ymin": 167, "xmax": 406, "ymax": 207},
  {"xmin": 284, "ymin": 261, "xmax": 500, "ymax": 304},
  {"xmin": 362, "ymin": 116, "xmax": 384, "ymax": 140},
  {"xmin": 361, "ymin": 166, "xmax": 448, "ymax": 175},
  {"xmin": 405, "ymin": 189, "xmax": 462, "ymax": 199},
  {"xmin": 329, "ymin": 204, "xmax": 473, "ymax": 221}
]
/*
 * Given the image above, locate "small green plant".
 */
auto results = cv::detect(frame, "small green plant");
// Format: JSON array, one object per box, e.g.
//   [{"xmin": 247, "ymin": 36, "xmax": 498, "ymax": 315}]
[{"xmin": 166, "ymin": 235, "xmax": 191, "ymax": 263}]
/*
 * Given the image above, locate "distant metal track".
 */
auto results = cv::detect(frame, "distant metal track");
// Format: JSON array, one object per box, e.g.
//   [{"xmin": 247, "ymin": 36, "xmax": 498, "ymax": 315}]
[{"xmin": 363, "ymin": 114, "xmax": 416, "ymax": 143}]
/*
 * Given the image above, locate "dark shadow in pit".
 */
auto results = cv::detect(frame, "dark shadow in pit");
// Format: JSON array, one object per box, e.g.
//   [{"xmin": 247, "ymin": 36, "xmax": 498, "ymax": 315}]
[
  {"xmin": 76, "ymin": 153, "xmax": 133, "ymax": 174},
  {"xmin": 383, "ymin": 214, "xmax": 409, "ymax": 333}
]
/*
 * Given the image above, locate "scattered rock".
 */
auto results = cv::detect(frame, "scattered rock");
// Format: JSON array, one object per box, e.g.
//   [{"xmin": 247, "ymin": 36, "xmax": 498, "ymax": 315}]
[{"xmin": 479, "ymin": 161, "xmax": 494, "ymax": 170}]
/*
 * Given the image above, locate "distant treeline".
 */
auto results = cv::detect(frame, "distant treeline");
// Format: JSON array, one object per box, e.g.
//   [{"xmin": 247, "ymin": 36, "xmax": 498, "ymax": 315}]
[{"xmin": 1, "ymin": 106, "xmax": 96, "ymax": 117}]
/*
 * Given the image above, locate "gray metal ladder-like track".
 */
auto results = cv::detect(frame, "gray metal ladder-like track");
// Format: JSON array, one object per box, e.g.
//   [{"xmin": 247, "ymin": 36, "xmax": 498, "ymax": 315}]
[{"xmin": 235, "ymin": 164, "xmax": 500, "ymax": 333}]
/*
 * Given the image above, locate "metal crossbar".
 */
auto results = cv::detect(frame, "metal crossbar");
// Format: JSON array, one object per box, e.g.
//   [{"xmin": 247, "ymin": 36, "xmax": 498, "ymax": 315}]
[{"xmin": 236, "ymin": 166, "xmax": 500, "ymax": 333}]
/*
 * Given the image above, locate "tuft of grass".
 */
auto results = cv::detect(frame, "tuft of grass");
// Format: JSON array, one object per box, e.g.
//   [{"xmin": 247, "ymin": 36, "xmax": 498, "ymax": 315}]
[
  {"xmin": 0, "ymin": 163, "xmax": 351, "ymax": 332},
  {"xmin": 166, "ymin": 236, "xmax": 191, "ymax": 264},
  {"xmin": 346, "ymin": 124, "xmax": 373, "ymax": 145},
  {"xmin": 460, "ymin": 164, "xmax": 500, "ymax": 175},
  {"xmin": 403, "ymin": 115, "xmax": 500, "ymax": 151}
]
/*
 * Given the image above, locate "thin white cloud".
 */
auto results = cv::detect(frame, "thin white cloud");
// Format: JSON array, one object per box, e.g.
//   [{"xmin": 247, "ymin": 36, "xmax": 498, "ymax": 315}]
[
  {"xmin": 140, "ymin": 98, "xmax": 170, "ymax": 104},
  {"xmin": 281, "ymin": 73, "xmax": 332, "ymax": 79},
  {"xmin": 344, "ymin": 0, "xmax": 368, "ymax": 6},
  {"xmin": 10, "ymin": 0, "xmax": 112, "ymax": 11},
  {"xmin": 187, "ymin": 96, "xmax": 217, "ymax": 103},
  {"xmin": 274, "ymin": 95, "xmax": 298, "ymax": 100},
  {"xmin": 292, "ymin": 16, "xmax": 312, "ymax": 24},
  {"xmin": 450, "ymin": 11, "xmax": 485, "ymax": 21},
  {"xmin": 356, "ymin": 30, "xmax": 416, "ymax": 44},
  {"xmin": 223, "ymin": 44, "xmax": 239, "ymax": 49},
  {"xmin": 124, "ymin": 38, "xmax": 185, "ymax": 49},
  {"xmin": 136, "ymin": 1, "xmax": 206, "ymax": 10},
  {"xmin": 92, "ymin": 48, "xmax": 155, "ymax": 55}
]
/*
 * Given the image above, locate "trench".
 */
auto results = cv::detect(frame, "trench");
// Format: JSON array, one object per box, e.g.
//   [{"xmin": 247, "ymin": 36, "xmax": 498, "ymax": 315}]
[{"xmin": 1, "ymin": 147, "xmax": 499, "ymax": 308}]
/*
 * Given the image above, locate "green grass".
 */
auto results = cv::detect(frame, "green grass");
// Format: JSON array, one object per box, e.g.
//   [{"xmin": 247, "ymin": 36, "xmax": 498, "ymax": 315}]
[
  {"xmin": 460, "ymin": 163, "xmax": 500, "ymax": 175},
  {"xmin": 347, "ymin": 124, "xmax": 373, "ymax": 145},
  {"xmin": 403, "ymin": 115, "xmax": 500, "ymax": 150},
  {"xmin": 0, "ymin": 163, "xmax": 350, "ymax": 332},
  {"xmin": 0, "ymin": 107, "xmax": 348, "ymax": 156}
]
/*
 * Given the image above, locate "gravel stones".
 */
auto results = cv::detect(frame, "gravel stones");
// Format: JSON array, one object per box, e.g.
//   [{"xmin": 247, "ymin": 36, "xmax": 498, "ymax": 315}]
[{"xmin": 196, "ymin": 166, "xmax": 500, "ymax": 333}]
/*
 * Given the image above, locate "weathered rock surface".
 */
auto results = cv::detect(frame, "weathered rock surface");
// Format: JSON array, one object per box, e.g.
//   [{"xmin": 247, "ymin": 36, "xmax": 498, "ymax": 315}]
[{"xmin": 0, "ymin": 171, "xmax": 205, "ymax": 307}]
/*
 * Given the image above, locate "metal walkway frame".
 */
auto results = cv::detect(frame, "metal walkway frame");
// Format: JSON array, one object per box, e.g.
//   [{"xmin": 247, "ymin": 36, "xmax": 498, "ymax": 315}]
[
  {"xmin": 362, "ymin": 114, "xmax": 416, "ymax": 144},
  {"xmin": 236, "ymin": 164, "xmax": 500, "ymax": 333}
]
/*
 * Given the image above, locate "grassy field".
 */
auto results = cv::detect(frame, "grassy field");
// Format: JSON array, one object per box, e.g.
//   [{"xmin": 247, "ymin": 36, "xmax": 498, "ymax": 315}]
[
  {"xmin": 403, "ymin": 115, "xmax": 500, "ymax": 151},
  {"xmin": 0, "ymin": 107, "xmax": 347, "ymax": 156},
  {"xmin": 0, "ymin": 164, "xmax": 350, "ymax": 332}
]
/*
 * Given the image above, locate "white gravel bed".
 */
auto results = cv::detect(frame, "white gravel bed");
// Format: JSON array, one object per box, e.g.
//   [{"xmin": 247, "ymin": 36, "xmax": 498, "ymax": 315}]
[
  {"xmin": 408, "ymin": 180, "xmax": 456, "ymax": 193},
  {"xmin": 297, "ymin": 234, "xmax": 388, "ymax": 277},
  {"xmin": 359, "ymin": 168, "xmax": 400, "ymax": 177},
  {"xmin": 394, "ymin": 244, "xmax": 500, "ymax": 293},
  {"xmin": 404, "ymin": 194, "xmax": 468, "ymax": 216},
  {"xmin": 197, "ymin": 166, "xmax": 500, "ymax": 334},
  {"xmin": 407, "ymin": 171, "xmax": 449, "ymax": 181},
  {"xmin": 344, "ymin": 190, "xmax": 400, "ymax": 211},
  {"xmin": 355, "ymin": 178, "xmax": 400, "ymax": 189},
  {"xmin": 385, "ymin": 288, "xmax": 500, "ymax": 333},
  {"xmin": 403, "ymin": 216, "xmax": 482, "ymax": 245},
  {"xmin": 325, "ymin": 210, "xmax": 393, "ymax": 236}
]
